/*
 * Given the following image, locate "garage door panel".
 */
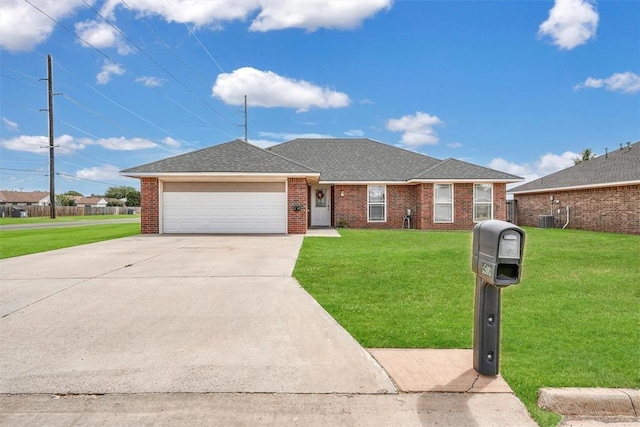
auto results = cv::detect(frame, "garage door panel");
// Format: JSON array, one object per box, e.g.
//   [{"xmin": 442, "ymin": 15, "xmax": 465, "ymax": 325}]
[{"xmin": 163, "ymin": 191, "xmax": 286, "ymax": 234}]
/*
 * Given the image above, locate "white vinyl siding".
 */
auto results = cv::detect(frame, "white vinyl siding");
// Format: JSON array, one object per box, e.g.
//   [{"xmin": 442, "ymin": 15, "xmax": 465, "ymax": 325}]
[
  {"xmin": 367, "ymin": 185, "xmax": 386, "ymax": 222},
  {"xmin": 473, "ymin": 183, "xmax": 493, "ymax": 222},
  {"xmin": 434, "ymin": 183, "xmax": 453, "ymax": 223}
]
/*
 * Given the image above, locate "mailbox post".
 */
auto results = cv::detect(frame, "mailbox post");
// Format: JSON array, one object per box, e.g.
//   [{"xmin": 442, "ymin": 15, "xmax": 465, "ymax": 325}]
[{"xmin": 471, "ymin": 220, "xmax": 525, "ymax": 376}]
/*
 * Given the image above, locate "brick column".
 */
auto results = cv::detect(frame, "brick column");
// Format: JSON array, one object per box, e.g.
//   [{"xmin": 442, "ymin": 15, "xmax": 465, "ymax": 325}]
[
  {"xmin": 141, "ymin": 177, "xmax": 159, "ymax": 234},
  {"xmin": 493, "ymin": 183, "xmax": 507, "ymax": 221},
  {"xmin": 287, "ymin": 178, "xmax": 307, "ymax": 234}
]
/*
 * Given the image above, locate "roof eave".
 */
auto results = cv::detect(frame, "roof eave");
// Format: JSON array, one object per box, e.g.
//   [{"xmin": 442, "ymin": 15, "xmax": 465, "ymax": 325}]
[
  {"xmin": 408, "ymin": 178, "xmax": 524, "ymax": 184},
  {"xmin": 509, "ymin": 179, "xmax": 640, "ymax": 194},
  {"xmin": 120, "ymin": 171, "xmax": 320, "ymax": 180}
]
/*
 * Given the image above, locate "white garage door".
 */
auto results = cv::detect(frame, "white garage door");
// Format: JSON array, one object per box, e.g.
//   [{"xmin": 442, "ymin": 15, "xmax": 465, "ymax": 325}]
[{"xmin": 162, "ymin": 182, "xmax": 287, "ymax": 234}]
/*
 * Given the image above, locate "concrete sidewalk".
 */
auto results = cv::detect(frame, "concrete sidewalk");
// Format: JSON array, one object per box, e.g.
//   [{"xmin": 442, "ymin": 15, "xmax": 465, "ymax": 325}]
[{"xmin": 0, "ymin": 235, "xmax": 538, "ymax": 425}]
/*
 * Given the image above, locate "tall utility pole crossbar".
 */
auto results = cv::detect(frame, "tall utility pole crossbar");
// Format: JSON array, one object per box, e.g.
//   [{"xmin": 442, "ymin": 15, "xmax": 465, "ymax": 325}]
[{"xmin": 46, "ymin": 55, "xmax": 56, "ymax": 219}]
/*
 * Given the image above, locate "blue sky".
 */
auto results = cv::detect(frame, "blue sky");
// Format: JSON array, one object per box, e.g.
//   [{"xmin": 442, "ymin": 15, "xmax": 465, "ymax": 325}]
[{"xmin": 1, "ymin": 0, "xmax": 638, "ymax": 196}]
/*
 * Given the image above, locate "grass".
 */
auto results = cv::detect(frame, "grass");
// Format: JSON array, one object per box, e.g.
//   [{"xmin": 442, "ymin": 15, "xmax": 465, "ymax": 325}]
[
  {"xmin": 0, "ymin": 214, "xmax": 139, "ymax": 225},
  {"xmin": 0, "ymin": 223, "xmax": 141, "ymax": 259},
  {"xmin": 294, "ymin": 228, "xmax": 640, "ymax": 427}
]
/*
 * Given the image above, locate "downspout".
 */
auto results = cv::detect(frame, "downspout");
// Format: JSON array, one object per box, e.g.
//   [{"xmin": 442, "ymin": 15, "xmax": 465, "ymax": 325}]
[{"xmin": 562, "ymin": 206, "xmax": 570, "ymax": 229}]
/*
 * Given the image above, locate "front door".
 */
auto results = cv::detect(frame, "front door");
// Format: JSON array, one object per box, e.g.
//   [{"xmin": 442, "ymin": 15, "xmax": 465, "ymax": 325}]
[{"xmin": 311, "ymin": 185, "xmax": 331, "ymax": 227}]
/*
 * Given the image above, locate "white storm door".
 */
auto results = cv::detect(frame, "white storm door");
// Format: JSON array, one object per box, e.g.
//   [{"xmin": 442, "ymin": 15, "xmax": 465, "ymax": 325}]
[{"xmin": 311, "ymin": 185, "xmax": 331, "ymax": 227}]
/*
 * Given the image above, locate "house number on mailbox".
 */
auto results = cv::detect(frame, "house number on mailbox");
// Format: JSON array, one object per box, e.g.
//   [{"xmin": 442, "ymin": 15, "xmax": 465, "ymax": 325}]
[{"xmin": 482, "ymin": 263, "xmax": 493, "ymax": 277}]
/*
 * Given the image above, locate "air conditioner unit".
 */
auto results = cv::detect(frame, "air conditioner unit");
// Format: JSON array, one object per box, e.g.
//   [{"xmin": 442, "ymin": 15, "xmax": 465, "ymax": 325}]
[{"xmin": 538, "ymin": 215, "xmax": 554, "ymax": 229}]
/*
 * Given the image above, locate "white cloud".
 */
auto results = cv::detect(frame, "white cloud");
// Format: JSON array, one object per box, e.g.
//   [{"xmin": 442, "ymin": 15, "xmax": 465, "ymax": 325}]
[
  {"xmin": 105, "ymin": 0, "xmax": 389, "ymax": 31},
  {"xmin": 344, "ymin": 129, "xmax": 365, "ymax": 137},
  {"xmin": 135, "ymin": 76, "xmax": 165, "ymax": 87},
  {"xmin": 96, "ymin": 61, "xmax": 125, "ymax": 85},
  {"xmin": 574, "ymin": 72, "xmax": 640, "ymax": 94},
  {"xmin": 0, "ymin": 134, "xmax": 85, "ymax": 154},
  {"xmin": 75, "ymin": 164, "xmax": 122, "ymax": 181},
  {"xmin": 0, "ymin": 0, "xmax": 84, "ymax": 51},
  {"xmin": 249, "ymin": 0, "xmax": 392, "ymax": 32},
  {"xmin": 2, "ymin": 117, "xmax": 19, "ymax": 132},
  {"xmin": 252, "ymin": 131, "xmax": 334, "ymax": 147},
  {"xmin": 359, "ymin": 99, "xmax": 374, "ymax": 105},
  {"xmin": 536, "ymin": 151, "xmax": 580, "ymax": 175},
  {"xmin": 258, "ymin": 131, "xmax": 333, "ymax": 140},
  {"xmin": 212, "ymin": 67, "xmax": 350, "ymax": 112},
  {"xmin": 248, "ymin": 139, "xmax": 278, "ymax": 148},
  {"xmin": 115, "ymin": 0, "xmax": 258, "ymax": 27},
  {"xmin": 80, "ymin": 136, "xmax": 158, "ymax": 150},
  {"xmin": 162, "ymin": 137, "xmax": 181, "ymax": 147},
  {"xmin": 76, "ymin": 20, "xmax": 117, "ymax": 48},
  {"xmin": 386, "ymin": 111, "xmax": 443, "ymax": 147},
  {"xmin": 74, "ymin": 19, "xmax": 134, "ymax": 55},
  {"xmin": 447, "ymin": 142, "xmax": 463, "ymax": 149},
  {"xmin": 538, "ymin": 0, "xmax": 598, "ymax": 50},
  {"xmin": 489, "ymin": 150, "xmax": 580, "ymax": 184}
]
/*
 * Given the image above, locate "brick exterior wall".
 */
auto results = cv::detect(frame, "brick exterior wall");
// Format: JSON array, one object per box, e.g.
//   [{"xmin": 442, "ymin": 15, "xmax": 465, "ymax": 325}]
[
  {"xmin": 287, "ymin": 178, "xmax": 308, "ymax": 234},
  {"xmin": 514, "ymin": 184, "xmax": 640, "ymax": 235},
  {"xmin": 333, "ymin": 185, "xmax": 417, "ymax": 229},
  {"xmin": 140, "ymin": 177, "xmax": 159, "ymax": 234},
  {"xmin": 333, "ymin": 183, "xmax": 507, "ymax": 231}
]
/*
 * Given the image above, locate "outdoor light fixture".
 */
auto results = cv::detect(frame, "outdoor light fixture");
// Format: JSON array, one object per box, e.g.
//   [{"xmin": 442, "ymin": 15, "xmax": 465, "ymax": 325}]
[{"xmin": 340, "ymin": 190, "xmax": 344, "ymax": 197}]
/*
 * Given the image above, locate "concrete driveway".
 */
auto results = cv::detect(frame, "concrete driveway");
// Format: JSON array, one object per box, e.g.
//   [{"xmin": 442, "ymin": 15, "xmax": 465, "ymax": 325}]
[{"xmin": 0, "ymin": 235, "xmax": 395, "ymax": 395}]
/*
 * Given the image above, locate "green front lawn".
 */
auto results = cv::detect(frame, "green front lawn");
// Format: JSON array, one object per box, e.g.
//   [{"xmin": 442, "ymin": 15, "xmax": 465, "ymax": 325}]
[
  {"xmin": 0, "ymin": 223, "xmax": 141, "ymax": 259},
  {"xmin": 0, "ymin": 214, "xmax": 139, "ymax": 225},
  {"xmin": 294, "ymin": 228, "xmax": 640, "ymax": 427}
]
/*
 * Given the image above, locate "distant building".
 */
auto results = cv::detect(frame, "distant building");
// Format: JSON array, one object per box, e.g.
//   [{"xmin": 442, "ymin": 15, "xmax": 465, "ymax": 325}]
[
  {"xmin": 74, "ymin": 197, "xmax": 109, "ymax": 208},
  {"xmin": 0, "ymin": 191, "xmax": 50, "ymax": 206},
  {"xmin": 509, "ymin": 142, "xmax": 640, "ymax": 235}
]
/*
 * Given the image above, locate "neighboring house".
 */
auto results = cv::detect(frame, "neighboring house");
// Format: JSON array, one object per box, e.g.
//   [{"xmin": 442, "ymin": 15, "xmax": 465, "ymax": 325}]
[
  {"xmin": 509, "ymin": 141, "xmax": 639, "ymax": 235},
  {"xmin": 121, "ymin": 138, "xmax": 522, "ymax": 235},
  {"xmin": 0, "ymin": 191, "xmax": 50, "ymax": 206},
  {"xmin": 74, "ymin": 197, "xmax": 109, "ymax": 208}
]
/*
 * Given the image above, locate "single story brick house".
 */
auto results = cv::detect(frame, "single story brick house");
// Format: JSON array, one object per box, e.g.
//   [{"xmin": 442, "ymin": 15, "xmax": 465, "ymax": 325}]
[
  {"xmin": 121, "ymin": 138, "xmax": 522, "ymax": 234},
  {"xmin": 509, "ymin": 141, "xmax": 639, "ymax": 235},
  {"xmin": 0, "ymin": 191, "xmax": 50, "ymax": 206}
]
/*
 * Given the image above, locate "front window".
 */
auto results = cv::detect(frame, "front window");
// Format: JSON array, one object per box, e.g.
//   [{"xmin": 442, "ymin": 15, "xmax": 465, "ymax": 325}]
[
  {"xmin": 434, "ymin": 184, "xmax": 453, "ymax": 223},
  {"xmin": 474, "ymin": 183, "xmax": 493, "ymax": 222},
  {"xmin": 368, "ymin": 185, "xmax": 386, "ymax": 222}
]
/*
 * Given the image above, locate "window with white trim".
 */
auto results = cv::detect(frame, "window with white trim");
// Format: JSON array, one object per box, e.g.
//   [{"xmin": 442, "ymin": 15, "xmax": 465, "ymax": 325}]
[
  {"xmin": 367, "ymin": 185, "xmax": 386, "ymax": 222},
  {"xmin": 434, "ymin": 183, "xmax": 453, "ymax": 223},
  {"xmin": 473, "ymin": 183, "xmax": 493, "ymax": 222}
]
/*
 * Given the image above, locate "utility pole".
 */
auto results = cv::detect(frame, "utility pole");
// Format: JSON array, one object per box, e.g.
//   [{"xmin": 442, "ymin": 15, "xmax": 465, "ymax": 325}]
[
  {"xmin": 244, "ymin": 94, "xmax": 248, "ymax": 143},
  {"xmin": 43, "ymin": 55, "xmax": 56, "ymax": 219}
]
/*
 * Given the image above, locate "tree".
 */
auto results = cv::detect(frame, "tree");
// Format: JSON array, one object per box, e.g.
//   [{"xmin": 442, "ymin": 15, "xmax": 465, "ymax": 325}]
[
  {"xmin": 574, "ymin": 148, "xmax": 595, "ymax": 165},
  {"xmin": 104, "ymin": 185, "xmax": 140, "ymax": 206},
  {"xmin": 56, "ymin": 194, "xmax": 77, "ymax": 206},
  {"xmin": 64, "ymin": 190, "xmax": 83, "ymax": 196}
]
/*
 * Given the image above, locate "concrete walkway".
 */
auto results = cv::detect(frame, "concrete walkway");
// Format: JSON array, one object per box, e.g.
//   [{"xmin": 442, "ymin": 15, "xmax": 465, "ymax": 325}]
[{"xmin": 0, "ymin": 234, "xmax": 537, "ymax": 425}]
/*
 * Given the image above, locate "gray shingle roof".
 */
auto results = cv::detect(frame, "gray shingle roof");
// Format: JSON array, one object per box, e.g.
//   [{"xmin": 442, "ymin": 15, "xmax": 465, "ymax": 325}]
[
  {"xmin": 121, "ymin": 137, "xmax": 524, "ymax": 183},
  {"xmin": 416, "ymin": 158, "xmax": 522, "ymax": 180},
  {"xmin": 509, "ymin": 141, "xmax": 640, "ymax": 193},
  {"xmin": 121, "ymin": 139, "xmax": 316, "ymax": 175},
  {"xmin": 268, "ymin": 138, "xmax": 440, "ymax": 181},
  {"xmin": 269, "ymin": 138, "xmax": 522, "ymax": 182}
]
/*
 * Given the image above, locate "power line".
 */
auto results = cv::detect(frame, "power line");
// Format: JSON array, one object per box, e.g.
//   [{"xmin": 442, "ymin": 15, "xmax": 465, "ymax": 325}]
[
  {"xmin": 22, "ymin": 0, "xmax": 236, "ymax": 141},
  {"xmin": 80, "ymin": 0, "xmax": 238, "ymax": 129},
  {"xmin": 60, "ymin": 94, "xmax": 130, "ymax": 134}
]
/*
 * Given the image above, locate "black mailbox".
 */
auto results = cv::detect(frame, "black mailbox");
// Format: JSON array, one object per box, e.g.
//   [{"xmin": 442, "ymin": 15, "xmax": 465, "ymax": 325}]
[
  {"xmin": 471, "ymin": 219, "xmax": 526, "ymax": 376},
  {"xmin": 472, "ymin": 220, "xmax": 525, "ymax": 287}
]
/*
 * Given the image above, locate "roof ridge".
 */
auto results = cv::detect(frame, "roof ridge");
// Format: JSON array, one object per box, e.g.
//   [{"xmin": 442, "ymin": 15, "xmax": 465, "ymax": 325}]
[{"xmin": 257, "ymin": 142, "xmax": 318, "ymax": 172}]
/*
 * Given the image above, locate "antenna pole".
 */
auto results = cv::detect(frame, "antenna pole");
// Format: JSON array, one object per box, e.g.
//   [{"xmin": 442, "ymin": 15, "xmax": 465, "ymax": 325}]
[{"xmin": 244, "ymin": 95, "xmax": 248, "ymax": 143}]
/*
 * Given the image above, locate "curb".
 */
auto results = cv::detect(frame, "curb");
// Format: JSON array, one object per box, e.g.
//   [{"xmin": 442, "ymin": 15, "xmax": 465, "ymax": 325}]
[{"xmin": 538, "ymin": 388, "xmax": 640, "ymax": 417}]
